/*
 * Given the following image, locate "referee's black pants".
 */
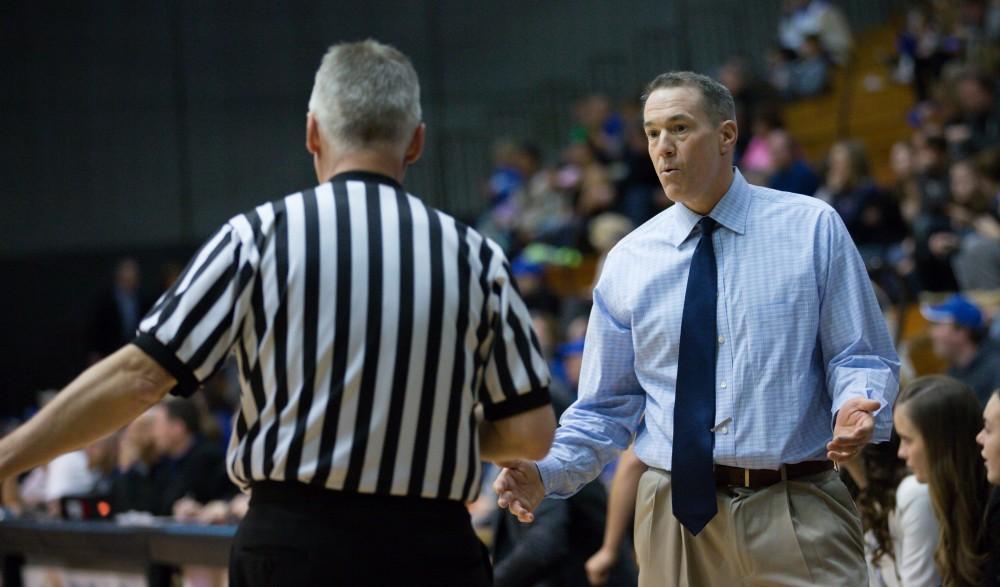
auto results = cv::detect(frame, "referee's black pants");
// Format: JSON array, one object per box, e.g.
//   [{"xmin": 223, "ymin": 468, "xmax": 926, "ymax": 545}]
[{"xmin": 229, "ymin": 481, "xmax": 493, "ymax": 586}]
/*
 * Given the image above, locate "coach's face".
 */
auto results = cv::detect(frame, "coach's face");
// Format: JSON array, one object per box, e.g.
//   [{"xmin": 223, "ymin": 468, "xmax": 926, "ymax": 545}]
[{"xmin": 644, "ymin": 87, "xmax": 736, "ymax": 215}]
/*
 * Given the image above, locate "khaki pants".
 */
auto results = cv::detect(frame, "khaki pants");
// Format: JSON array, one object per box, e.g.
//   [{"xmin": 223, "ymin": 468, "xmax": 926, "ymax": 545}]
[{"xmin": 635, "ymin": 468, "xmax": 867, "ymax": 587}]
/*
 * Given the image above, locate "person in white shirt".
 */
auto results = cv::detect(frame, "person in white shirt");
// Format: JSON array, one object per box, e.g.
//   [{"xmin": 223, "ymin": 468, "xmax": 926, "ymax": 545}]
[{"xmin": 843, "ymin": 435, "xmax": 940, "ymax": 587}]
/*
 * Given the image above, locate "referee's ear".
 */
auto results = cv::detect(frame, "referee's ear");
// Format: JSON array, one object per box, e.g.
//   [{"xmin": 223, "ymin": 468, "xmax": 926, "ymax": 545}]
[
  {"xmin": 404, "ymin": 123, "xmax": 426, "ymax": 166},
  {"xmin": 306, "ymin": 113, "xmax": 323, "ymax": 157}
]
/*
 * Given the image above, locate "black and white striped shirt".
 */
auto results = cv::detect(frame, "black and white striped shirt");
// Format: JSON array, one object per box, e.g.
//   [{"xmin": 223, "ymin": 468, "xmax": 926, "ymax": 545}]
[{"xmin": 134, "ymin": 171, "xmax": 551, "ymax": 502}]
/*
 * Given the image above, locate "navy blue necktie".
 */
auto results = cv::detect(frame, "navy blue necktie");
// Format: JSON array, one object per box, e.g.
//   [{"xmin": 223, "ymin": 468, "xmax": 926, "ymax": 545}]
[{"xmin": 672, "ymin": 216, "xmax": 718, "ymax": 536}]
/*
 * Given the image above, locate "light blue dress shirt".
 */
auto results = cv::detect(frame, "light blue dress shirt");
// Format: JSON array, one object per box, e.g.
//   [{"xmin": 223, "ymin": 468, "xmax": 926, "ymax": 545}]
[{"xmin": 537, "ymin": 170, "xmax": 900, "ymax": 498}]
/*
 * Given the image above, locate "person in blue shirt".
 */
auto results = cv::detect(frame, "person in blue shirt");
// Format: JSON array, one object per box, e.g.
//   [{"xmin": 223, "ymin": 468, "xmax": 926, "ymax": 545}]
[{"xmin": 494, "ymin": 71, "xmax": 900, "ymax": 587}]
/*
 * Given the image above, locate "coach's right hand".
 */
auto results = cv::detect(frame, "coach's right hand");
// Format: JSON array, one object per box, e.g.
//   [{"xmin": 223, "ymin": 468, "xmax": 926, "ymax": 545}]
[{"xmin": 493, "ymin": 460, "xmax": 544, "ymax": 523}]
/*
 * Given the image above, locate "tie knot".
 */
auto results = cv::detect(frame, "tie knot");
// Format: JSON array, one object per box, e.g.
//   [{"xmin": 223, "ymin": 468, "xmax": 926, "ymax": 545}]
[{"xmin": 699, "ymin": 217, "xmax": 717, "ymax": 234}]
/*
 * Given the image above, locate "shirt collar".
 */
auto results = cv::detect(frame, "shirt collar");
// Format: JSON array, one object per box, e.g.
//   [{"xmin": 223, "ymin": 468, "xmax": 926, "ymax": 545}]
[
  {"xmin": 329, "ymin": 170, "xmax": 404, "ymax": 190},
  {"xmin": 663, "ymin": 168, "xmax": 751, "ymax": 247}
]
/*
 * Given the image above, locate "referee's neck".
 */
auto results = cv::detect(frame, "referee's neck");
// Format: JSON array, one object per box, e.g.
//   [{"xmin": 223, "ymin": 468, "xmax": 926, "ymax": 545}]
[{"xmin": 320, "ymin": 153, "xmax": 406, "ymax": 186}]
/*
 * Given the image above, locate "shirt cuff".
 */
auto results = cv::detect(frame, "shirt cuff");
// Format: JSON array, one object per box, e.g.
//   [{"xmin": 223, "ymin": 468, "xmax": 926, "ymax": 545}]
[
  {"xmin": 536, "ymin": 455, "xmax": 572, "ymax": 499},
  {"xmin": 481, "ymin": 387, "xmax": 552, "ymax": 421},
  {"xmin": 132, "ymin": 333, "xmax": 200, "ymax": 398}
]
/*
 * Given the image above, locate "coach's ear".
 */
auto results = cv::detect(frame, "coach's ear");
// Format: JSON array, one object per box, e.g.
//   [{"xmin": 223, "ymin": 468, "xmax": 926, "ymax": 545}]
[{"xmin": 404, "ymin": 123, "xmax": 426, "ymax": 166}]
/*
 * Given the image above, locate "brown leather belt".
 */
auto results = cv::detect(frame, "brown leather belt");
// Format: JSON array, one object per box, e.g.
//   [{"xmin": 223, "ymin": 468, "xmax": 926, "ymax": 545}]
[{"xmin": 713, "ymin": 461, "xmax": 834, "ymax": 490}]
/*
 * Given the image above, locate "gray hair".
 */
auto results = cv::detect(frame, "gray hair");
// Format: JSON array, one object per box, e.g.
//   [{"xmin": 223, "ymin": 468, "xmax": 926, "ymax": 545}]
[
  {"xmin": 308, "ymin": 39, "xmax": 422, "ymax": 150},
  {"xmin": 642, "ymin": 71, "xmax": 736, "ymax": 126}
]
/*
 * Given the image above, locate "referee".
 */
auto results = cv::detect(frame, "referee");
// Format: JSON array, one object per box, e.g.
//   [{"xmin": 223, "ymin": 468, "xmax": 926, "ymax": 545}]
[{"xmin": 0, "ymin": 40, "xmax": 556, "ymax": 586}]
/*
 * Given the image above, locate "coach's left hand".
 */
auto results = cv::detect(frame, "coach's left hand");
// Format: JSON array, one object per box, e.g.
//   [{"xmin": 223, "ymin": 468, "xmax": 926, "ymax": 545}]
[{"xmin": 827, "ymin": 397, "xmax": 881, "ymax": 463}]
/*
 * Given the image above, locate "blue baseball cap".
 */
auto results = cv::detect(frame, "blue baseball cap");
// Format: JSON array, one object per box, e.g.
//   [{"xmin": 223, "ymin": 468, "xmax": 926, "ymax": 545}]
[{"xmin": 920, "ymin": 294, "xmax": 984, "ymax": 329}]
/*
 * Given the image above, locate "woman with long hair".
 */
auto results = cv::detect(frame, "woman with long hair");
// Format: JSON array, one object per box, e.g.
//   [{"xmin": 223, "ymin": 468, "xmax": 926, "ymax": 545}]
[
  {"xmin": 894, "ymin": 375, "xmax": 991, "ymax": 587},
  {"xmin": 842, "ymin": 434, "xmax": 939, "ymax": 586},
  {"xmin": 976, "ymin": 387, "xmax": 1000, "ymax": 586}
]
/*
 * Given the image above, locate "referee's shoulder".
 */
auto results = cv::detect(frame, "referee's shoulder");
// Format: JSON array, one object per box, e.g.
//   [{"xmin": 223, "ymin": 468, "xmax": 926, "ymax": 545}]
[
  {"xmin": 222, "ymin": 188, "xmax": 312, "ymax": 244},
  {"xmin": 408, "ymin": 194, "xmax": 510, "ymax": 263}
]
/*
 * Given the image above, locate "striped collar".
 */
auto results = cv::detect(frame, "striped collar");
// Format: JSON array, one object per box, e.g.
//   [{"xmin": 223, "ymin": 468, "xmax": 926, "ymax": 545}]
[{"xmin": 329, "ymin": 170, "xmax": 404, "ymax": 190}]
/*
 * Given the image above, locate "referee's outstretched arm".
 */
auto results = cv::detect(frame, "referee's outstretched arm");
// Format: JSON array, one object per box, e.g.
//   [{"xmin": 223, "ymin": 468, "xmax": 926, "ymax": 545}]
[{"xmin": 0, "ymin": 344, "xmax": 173, "ymax": 482}]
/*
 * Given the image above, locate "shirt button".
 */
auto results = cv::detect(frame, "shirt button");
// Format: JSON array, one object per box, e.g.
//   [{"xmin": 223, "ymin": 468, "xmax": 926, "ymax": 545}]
[
  {"xmin": 718, "ymin": 336, "xmax": 725, "ymax": 345},
  {"xmin": 721, "ymin": 381, "xmax": 727, "ymax": 389}
]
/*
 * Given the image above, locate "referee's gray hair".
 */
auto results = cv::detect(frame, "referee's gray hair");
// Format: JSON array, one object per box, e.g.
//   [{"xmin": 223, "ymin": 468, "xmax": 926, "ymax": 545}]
[
  {"xmin": 642, "ymin": 71, "xmax": 735, "ymax": 126},
  {"xmin": 308, "ymin": 39, "xmax": 422, "ymax": 150}
]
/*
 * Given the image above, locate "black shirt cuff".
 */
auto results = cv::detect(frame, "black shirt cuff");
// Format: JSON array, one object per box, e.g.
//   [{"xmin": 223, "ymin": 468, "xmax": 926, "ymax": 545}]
[
  {"xmin": 482, "ymin": 387, "xmax": 552, "ymax": 421},
  {"xmin": 132, "ymin": 333, "xmax": 201, "ymax": 398}
]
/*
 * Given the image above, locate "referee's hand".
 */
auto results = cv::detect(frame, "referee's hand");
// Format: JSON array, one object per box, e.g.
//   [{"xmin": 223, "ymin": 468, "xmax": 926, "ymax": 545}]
[{"xmin": 493, "ymin": 460, "xmax": 544, "ymax": 523}]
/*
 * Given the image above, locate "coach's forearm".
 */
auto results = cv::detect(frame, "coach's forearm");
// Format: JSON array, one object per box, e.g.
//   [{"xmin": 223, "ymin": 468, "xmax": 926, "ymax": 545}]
[{"xmin": 0, "ymin": 344, "xmax": 174, "ymax": 480}]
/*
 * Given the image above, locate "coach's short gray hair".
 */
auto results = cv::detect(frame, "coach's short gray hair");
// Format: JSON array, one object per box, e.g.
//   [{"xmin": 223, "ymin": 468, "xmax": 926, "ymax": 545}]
[
  {"xmin": 308, "ymin": 39, "xmax": 422, "ymax": 150},
  {"xmin": 642, "ymin": 71, "xmax": 736, "ymax": 126}
]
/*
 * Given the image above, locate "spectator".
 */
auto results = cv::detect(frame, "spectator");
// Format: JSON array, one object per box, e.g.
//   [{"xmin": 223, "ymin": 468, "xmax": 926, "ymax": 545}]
[
  {"xmin": 841, "ymin": 436, "xmax": 940, "ymax": 587},
  {"xmin": 147, "ymin": 399, "xmax": 234, "ymax": 516},
  {"xmin": 778, "ymin": 0, "xmax": 853, "ymax": 65},
  {"xmin": 789, "ymin": 34, "xmax": 831, "ymax": 98},
  {"xmin": 571, "ymin": 94, "xmax": 625, "ymax": 163},
  {"xmin": 478, "ymin": 140, "xmax": 527, "ymax": 250},
  {"xmin": 912, "ymin": 133, "xmax": 961, "ymax": 292},
  {"xmin": 949, "ymin": 150, "xmax": 1000, "ymax": 290},
  {"xmin": 894, "ymin": 375, "xmax": 990, "ymax": 587},
  {"xmin": 946, "ymin": 70, "xmax": 1000, "ymax": 159},
  {"xmin": 514, "ymin": 143, "xmax": 574, "ymax": 245},
  {"xmin": 511, "ymin": 256, "xmax": 560, "ymax": 317},
  {"xmin": 718, "ymin": 55, "xmax": 777, "ymax": 159},
  {"xmin": 922, "ymin": 294, "xmax": 1000, "ymax": 406},
  {"xmin": 815, "ymin": 140, "xmax": 907, "ymax": 259},
  {"xmin": 766, "ymin": 46, "xmax": 797, "ymax": 97},
  {"xmin": 890, "ymin": 140, "xmax": 923, "ymax": 227},
  {"xmin": 895, "ymin": 4, "xmax": 959, "ymax": 100},
  {"xmin": 86, "ymin": 258, "xmax": 151, "ymax": 363},
  {"xmin": 110, "ymin": 408, "xmax": 161, "ymax": 514},
  {"xmin": 976, "ymin": 388, "xmax": 1000, "ymax": 586},
  {"xmin": 767, "ymin": 129, "xmax": 820, "ymax": 195},
  {"xmin": 738, "ymin": 105, "xmax": 784, "ymax": 184}
]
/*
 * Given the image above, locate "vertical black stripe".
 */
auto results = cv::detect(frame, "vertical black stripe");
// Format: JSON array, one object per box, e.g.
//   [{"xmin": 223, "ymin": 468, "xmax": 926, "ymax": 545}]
[
  {"xmin": 470, "ymin": 240, "xmax": 497, "ymax": 397},
  {"xmin": 282, "ymin": 189, "xmax": 320, "ymax": 482},
  {"xmin": 460, "ymin": 410, "xmax": 479, "ymax": 501},
  {"xmin": 376, "ymin": 190, "xmax": 415, "ymax": 494},
  {"xmin": 343, "ymin": 184, "xmax": 383, "ymax": 492},
  {"xmin": 262, "ymin": 199, "xmax": 290, "ymax": 478},
  {"xmin": 311, "ymin": 182, "xmax": 353, "ymax": 487},
  {"xmin": 239, "ymin": 231, "xmax": 271, "ymax": 479},
  {"xmin": 229, "ymin": 341, "xmax": 250, "ymax": 486},
  {"xmin": 505, "ymin": 306, "xmax": 543, "ymax": 393},
  {"xmin": 460, "ymin": 237, "xmax": 496, "ymax": 500},
  {"xmin": 437, "ymin": 221, "xmax": 470, "ymax": 498},
  {"xmin": 488, "ymin": 281, "xmax": 520, "ymax": 401},
  {"xmin": 408, "ymin": 205, "xmax": 446, "ymax": 496}
]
